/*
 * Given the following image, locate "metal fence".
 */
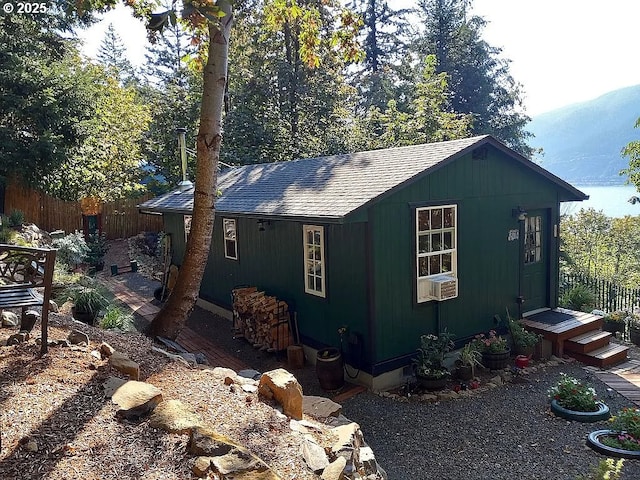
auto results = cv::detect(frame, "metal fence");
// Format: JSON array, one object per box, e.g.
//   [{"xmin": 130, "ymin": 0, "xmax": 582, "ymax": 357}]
[{"xmin": 560, "ymin": 272, "xmax": 640, "ymax": 313}]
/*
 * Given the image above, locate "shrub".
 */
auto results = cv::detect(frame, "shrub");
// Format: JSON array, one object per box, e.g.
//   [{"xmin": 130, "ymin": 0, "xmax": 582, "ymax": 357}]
[
  {"xmin": 471, "ymin": 330, "xmax": 508, "ymax": 353},
  {"xmin": 0, "ymin": 226, "xmax": 15, "ymax": 244},
  {"xmin": 100, "ymin": 305, "xmax": 133, "ymax": 330},
  {"xmin": 134, "ymin": 231, "xmax": 160, "ymax": 257},
  {"xmin": 53, "ymin": 232, "xmax": 89, "ymax": 266},
  {"xmin": 575, "ymin": 459, "xmax": 624, "ymax": 480},
  {"xmin": 86, "ymin": 233, "xmax": 109, "ymax": 268},
  {"xmin": 547, "ymin": 373, "xmax": 598, "ymax": 412},
  {"xmin": 7, "ymin": 209, "xmax": 24, "ymax": 227},
  {"xmin": 560, "ymin": 285, "xmax": 596, "ymax": 312}
]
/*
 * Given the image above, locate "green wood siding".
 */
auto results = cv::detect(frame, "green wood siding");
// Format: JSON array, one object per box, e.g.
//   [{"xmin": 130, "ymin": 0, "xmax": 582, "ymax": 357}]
[
  {"xmin": 164, "ymin": 214, "xmax": 370, "ymax": 361},
  {"xmin": 368, "ymin": 146, "xmax": 563, "ymax": 363}
]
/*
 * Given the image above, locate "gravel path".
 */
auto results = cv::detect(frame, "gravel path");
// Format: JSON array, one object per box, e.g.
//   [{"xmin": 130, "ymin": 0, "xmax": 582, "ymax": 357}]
[{"xmin": 340, "ymin": 362, "xmax": 640, "ymax": 480}]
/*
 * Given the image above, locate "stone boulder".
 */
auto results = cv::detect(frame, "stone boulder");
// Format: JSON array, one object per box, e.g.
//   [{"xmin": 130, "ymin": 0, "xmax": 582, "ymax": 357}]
[
  {"xmin": 1, "ymin": 311, "xmax": 19, "ymax": 327},
  {"xmin": 301, "ymin": 437, "xmax": 329, "ymax": 473},
  {"xmin": 258, "ymin": 369, "xmax": 303, "ymax": 420},
  {"xmin": 68, "ymin": 329, "xmax": 89, "ymax": 346},
  {"xmin": 149, "ymin": 399, "xmax": 203, "ymax": 434},
  {"xmin": 109, "ymin": 351, "xmax": 140, "ymax": 380},
  {"xmin": 111, "ymin": 380, "xmax": 163, "ymax": 421},
  {"xmin": 303, "ymin": 395, "xmax": 342, "ymax": 420}
]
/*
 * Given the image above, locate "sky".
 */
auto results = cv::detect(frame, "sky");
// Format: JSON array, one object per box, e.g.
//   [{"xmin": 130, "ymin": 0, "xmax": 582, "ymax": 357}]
[{"xmin": 78, "ymin": 0, "xmax": 640, "ymax": 116}]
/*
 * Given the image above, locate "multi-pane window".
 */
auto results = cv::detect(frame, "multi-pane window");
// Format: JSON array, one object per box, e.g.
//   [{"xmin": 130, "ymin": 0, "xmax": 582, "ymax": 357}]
[
  {"xmin": 184, "ymin": 215, "xmax": 192, "ymax": 242},
  {"xmin": 416, "ymin": 205, "xmax": 457, "ymax": 279},
  {"xmin": 223, "ymin": 218, "xmax": 238, "ymax": 260},
  {"xmin": 524, "ymin": 216, "xmax": 542, "ymax": 264},
  {"xmin": 303, "ymin": 225, "xmax": 325, "ymax": 297}
]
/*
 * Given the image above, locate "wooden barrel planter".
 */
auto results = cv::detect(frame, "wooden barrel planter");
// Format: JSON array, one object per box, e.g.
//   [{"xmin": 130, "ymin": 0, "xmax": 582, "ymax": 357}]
[
  {"xmin": 587, "ymin": 430, "xmax": 640, "ymax": 459},
  {"xmin": 602, "ymin": 320, "xmax": 626, "ymax": 336},
  {"xmin": 550, "ymin": 400, "xmax": 610, "ymax": 423},
  {"xmin": 416, "ymin": 374, "xmax": 448, "ymax": 390},
  {"xmin": 482, "ymin": 349, "xmax": 511, "ymax": 370},
  {"xmin": 316, "ymin": 348, "xmax": 344, "ymax": 391},
  {"xmin": 630, "ymin": 326, "xmax": 640, "ymax": 346}
]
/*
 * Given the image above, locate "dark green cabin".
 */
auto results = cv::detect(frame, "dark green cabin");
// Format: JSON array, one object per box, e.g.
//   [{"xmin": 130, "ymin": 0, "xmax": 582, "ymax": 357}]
[{"xmin": 140, "ymin": 135, "xmax": 586, "ymax": 387}]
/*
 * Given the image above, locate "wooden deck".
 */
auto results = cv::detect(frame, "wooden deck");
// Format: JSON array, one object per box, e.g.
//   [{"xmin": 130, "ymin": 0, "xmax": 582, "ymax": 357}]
[
  {"xmin": 521, "ymin": 308, "xmax": 604, "ymax": 357},
  {"xmin": 589, "ymin": 360, "xmax": 640, "ymax": 406}
]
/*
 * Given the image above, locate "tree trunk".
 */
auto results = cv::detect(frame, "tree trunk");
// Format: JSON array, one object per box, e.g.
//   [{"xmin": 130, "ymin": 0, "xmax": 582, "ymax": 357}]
[{"xmin": 149, "ymin": 4, "xmax": 233, "ymax": 340}]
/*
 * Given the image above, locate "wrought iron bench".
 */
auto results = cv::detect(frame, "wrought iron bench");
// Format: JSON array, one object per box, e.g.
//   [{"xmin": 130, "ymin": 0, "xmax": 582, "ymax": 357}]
[{"xmin": 0, "ymin": 244, "xmax": 57, "ymax": 354}]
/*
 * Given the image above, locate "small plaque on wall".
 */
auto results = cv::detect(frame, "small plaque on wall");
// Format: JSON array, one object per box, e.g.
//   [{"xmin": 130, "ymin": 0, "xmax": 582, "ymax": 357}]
[{"xmin": 508, "ymin": 229, "xmax": 519, "ymax": 241}]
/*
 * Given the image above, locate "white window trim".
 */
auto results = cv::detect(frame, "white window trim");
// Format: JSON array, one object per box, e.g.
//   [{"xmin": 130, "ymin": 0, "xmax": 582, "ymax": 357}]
[
  {"xmin": 184, "ymin": 215, "xmax": 192, "ymax": 243},
  {"xmin": 416, "ymin": 205, "xmax": 458, "ymax": 303},
  {"xmin": 303, "ymin": 225, "xmax": 326, "ymax": 298},
  {"xmin": 223, "ymin": 218, "xmax": 238, "ymax": 260}
]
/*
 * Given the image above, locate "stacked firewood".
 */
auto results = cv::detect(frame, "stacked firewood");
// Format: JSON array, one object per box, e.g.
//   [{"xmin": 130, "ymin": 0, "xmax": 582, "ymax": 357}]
[{"xmin": 232, "ymin": 287, "xmax": 293, "ymax": 351}]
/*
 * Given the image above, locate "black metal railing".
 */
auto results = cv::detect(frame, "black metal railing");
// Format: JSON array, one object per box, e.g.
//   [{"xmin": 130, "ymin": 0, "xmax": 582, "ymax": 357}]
[{"xmin": 560, "ymin": 273, "xmax": 640, "ymax": 313}]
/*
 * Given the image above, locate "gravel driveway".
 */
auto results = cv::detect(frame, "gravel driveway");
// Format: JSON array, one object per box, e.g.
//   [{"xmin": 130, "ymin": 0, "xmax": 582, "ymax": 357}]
[{"xmin": 340, "ymin": 362, "xmax": 640, "ymax": 480}]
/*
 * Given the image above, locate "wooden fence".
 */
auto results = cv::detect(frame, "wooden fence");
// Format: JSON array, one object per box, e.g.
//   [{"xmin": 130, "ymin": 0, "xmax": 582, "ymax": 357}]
[
  {"xmin": 3, "ymin": 181, "xmax": 163, "ymax": 240},
  {"xmin": 560, "ymin": 272, "xmax": 640, "ymax": 312}
]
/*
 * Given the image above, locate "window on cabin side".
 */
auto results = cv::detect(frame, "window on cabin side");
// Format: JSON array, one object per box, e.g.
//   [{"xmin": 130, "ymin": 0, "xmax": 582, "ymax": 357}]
[
  {"xmin": 416, "ymin": 205, "xmax": 457, "ymax": 302},
  {"xmin": 224, "ymin": 218, "xmax": 238, "ymax": 260},
  {"xmin": 524, "ymin": 215, "xmax": 542, "ymax": 264},
  {"xmin": 303, "ymin": 225, "xmax": 325, "ymax": 297}
]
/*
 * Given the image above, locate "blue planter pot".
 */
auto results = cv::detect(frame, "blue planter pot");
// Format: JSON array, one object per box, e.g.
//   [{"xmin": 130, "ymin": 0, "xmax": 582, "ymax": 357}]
[
  {"xmin": 550, "ymin": 399, "xmax": 610, "ymax": 423},
  {"xmin": 587, "ymin": 430, "xmax": 640, "ymax": 459}
]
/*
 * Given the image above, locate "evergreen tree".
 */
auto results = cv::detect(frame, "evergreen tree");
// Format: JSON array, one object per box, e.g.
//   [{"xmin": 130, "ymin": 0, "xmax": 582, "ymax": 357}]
[
  {"xmin": 414, "ymin": 0, "xmax": 533, "ymax": 156},
  {"xmin": 97, "ymin": 23, "xmax": 136, "ymax": 85}
]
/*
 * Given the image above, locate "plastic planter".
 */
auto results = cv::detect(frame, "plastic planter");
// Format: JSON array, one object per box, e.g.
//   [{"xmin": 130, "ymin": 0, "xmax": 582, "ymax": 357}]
[
  {"xmin": 587, "ymin": 430, "xmax": 640, "ymax": 459},
  {"xmin": 550, "ymin": 400, "xmax": 610, "ymax": 423}
]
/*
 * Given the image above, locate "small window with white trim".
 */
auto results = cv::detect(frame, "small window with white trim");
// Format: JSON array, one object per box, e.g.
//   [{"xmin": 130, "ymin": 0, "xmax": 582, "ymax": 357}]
[
  {"xmin": 416, "ymin": 205, "xmax": 458, "ymax": 302},
  {"xmin": 303, "ymin": 225, "xmax": 325, "ymax": 297},
  {"xmin": 223, "ymin": 218, "xmax": 238, "ymax": 260}
]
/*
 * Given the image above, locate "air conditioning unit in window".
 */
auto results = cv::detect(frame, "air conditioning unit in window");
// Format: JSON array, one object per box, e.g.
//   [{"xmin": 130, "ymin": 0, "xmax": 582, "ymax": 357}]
[{"xmin": 425, "ymin": 274, "xmax": 458, "ymax": 301}]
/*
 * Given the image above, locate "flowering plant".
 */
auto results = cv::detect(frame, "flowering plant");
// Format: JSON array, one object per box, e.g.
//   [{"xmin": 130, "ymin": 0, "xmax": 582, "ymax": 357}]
[
  {"xmin": 602, "ymin": 408, "xmax": 640, "ymax": 451},
  {"xmin": 413, "ymin": 330, "xmax": 455, "ymax": 379},
  {"xmin": 472, "ymin": 330, "xmax": 508, "ymax": 354},
  {"xmin": 547, "ymin": 373, "xmax": 598, "ymax": 412},
  {"xmin": 604, "ymin": 310, "xmax": 627, "ymax": 324}
]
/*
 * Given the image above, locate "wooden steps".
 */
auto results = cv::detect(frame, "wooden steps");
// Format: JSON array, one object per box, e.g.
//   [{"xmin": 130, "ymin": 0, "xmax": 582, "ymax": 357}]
[{"xmin": 522, "ymin": 308, "xmax": 628, "ymax": 369}]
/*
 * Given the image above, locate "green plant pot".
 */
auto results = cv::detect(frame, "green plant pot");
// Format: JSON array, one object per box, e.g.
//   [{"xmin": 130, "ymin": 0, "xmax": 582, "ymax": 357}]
[
  {"xmin": 550, "ymin": 399, "xmax": 610, "ymax": 423},
  {"xmin": 587, "ymin": 430, "xmax": 640, "ymax": 459},
  {"xmin": 71, "ymin": 307, "xmax": 97, "ymax": 326},
  {"xmin": 602, "ymin": 320, "xmax": 625, "ymax": 335},
  {"xmin": 482, "ymin": 349, "xmax": 511, "ymax": 370}
]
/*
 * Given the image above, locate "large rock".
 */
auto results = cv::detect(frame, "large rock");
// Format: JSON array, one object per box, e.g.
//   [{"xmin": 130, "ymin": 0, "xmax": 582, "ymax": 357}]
[
  {"xmin": 188, "ymin": 427, "xmax": 237, "ymax": 456},
  {"xmin": 258, "ymin": 369, "xmax": 303, "ymax": 420},
  {"xmin": 111, "ymin": 380, "xmax": 163, "ymax": 420},
  {"xmin": 321, "ymin": 456, "xmax": 346, "ymax": 480},
  {"xmin": 100, "ymin": 342, "xmax": 115, "ymax": 358},
  {"xmin": 103, "ymin": 376, "xmax": 127, "ymax": 398},
  {"xmin": 301, "ymin": 437, "xmax": 329, "ymax": 473},
  {"xmin": 1, "ymin": 311, "xmax": 19, "ymax": 327},
  {"xmin": 330, "ymin": 422, "xmax": 362, "ymax": 454},
  {"xmin": 210, "ymin": 449, "xmax": 272, "ymax": 477},
  {"xmin": 303, "ymin": 396, "xmax": 342, "ymax": 420},
  {"xmin": 149, "ymin": 399, "xmax": 203, "ymax": 434},
  {"xmin": 109, "ymin": 351, "xmax": 140, "ymax": 380},
  {"xmin": 68, "ymin": 329, "xmax": 89, "ymax": 346}
]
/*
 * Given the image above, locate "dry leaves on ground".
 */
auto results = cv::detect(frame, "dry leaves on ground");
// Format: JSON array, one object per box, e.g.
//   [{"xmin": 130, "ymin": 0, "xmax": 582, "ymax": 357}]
[{"xmin": 0, "ymin": 314, "xmax": 329, "ymax": 480}]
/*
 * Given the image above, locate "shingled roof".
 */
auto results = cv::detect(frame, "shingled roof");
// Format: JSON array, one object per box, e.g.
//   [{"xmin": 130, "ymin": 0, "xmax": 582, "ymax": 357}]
[{"xmin": 139, "ymin": 135, "xmax": 586, "ymax": 221}]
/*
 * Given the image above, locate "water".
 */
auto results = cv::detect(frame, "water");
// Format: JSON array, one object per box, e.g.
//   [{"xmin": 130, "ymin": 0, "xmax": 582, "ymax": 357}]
[{"xmin": 562, "ymin": 185, "xmax": 640, "ymax": 218}]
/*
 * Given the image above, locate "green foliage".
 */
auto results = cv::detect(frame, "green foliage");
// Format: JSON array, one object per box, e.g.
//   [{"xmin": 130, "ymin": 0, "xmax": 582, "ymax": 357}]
[
  {"xmin": 100, "ymin": 305, "xmax": 134, "ymax": 330},
  {"xmin": 471, "ymin": 330, "xmax": 508, "ymax": 353},
  {"xmin": 561, "ymin": 209, "xmax": 640, "ymax": 288},
  {"xmin": 97, "ymin": 23, "xmax": 136, "ymax": 86},
  {"xmin": 457, "ymin": 342, "xmax": 482, "ymax": 368},
  {"xmin": 559, "ymin": 285, "xmax": 596, "ymax": 312},
  {"xmin": 621, "ymin": 116, "xmax": 640, "ymax": 189},
  {"xmin": 85, "ymin": 233, "xmax": 109, "ymax": 268},
  {"xmin": 52, "ymin": 258, "xmax": 84, "ymax": 288},
  {"xmin": 413, "ymin": 330, "xmax": 454, "ymax": 378},
  {"xmin": 548, "ymin": 373, "xmax": 599, "ymax": 412},
  {"xmin": 65, "ymin": 281, "xmax": 109, "ymax": 316},
  {"xmin": 508, "ymin": 317, "xmax": 541, "ymax": 349},
  {"xmin": 0, "ymin": 226, "xmax": 16, "ymax": 244},
  {"xmin": 575, "ymin": 459, "xmax": 624, "ymax": 480},
  {"xmin": 53, "ymin": 232, "xmax": 89, "ymax": 266},
  {"xmin": 610, "ymin": 407, "xmax": 640, "ymax": 439},
  {"xmin": 7, "ymin": 210, "xmax": 24, "ymax": 227}
]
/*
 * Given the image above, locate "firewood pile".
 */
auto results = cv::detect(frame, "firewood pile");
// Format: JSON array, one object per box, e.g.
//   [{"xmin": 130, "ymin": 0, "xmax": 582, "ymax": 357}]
[{"xmin": 232, "ymin": 286, "xmax": 293, "ymax": 351}]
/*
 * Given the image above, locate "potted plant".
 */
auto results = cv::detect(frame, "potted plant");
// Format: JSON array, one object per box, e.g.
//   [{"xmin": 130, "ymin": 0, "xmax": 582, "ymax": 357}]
[
  {"xmin": 588, "ymin": 407, "xmax": 640, "ymax": 458},
  {"xmin": 413, "ymin": 330, "xmax": 455, "ymax": 390},
  {"xmin": 455, "ymin": 342, "xmax": 482, "ymax": 380},
  {"xmin": 66, "ymin": 283, "xmax": 109, "ymax": 325},
  {"xmin": 472, "ymin": 330, "xmax": 510, "ymax": 370},
  {"xmin": 603, "ymin": 310, "xmax": 627, "ymax": 336},
  {"xmin": 628, "ymin": 313, "xmax": 640, "ymax": 346},
  {"xmin": 86, "ymin": 233, "xmax": 109, "ymax": 273},
  {"xmin": 508, "ymin": 317, "xmax": 542, "ymax": 356},
  {"xmin": 547, "ymin": 373, "xmax": 610, "ymax": 422}
]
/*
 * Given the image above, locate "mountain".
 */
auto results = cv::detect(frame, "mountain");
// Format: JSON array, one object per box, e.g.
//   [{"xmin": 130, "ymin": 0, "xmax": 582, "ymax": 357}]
[{"xmin": 527, "ymin": 85, "xmax": 640, "ymax": 185}]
